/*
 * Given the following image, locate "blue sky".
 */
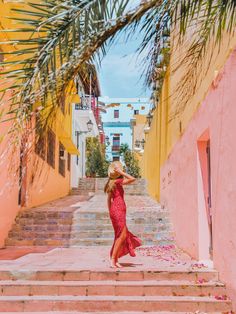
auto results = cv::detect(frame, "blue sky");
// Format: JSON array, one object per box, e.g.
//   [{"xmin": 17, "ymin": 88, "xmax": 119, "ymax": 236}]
[{"xmin": 98, "ymin": 1, "xmax": 151, "ymax": 99}]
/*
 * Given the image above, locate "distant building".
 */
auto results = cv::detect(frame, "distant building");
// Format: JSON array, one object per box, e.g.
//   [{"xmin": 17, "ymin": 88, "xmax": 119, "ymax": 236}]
[
  {"xmin": 100, "ymin": 97, "xmax": 151, "ymax": 161},
  {"xmin": 71, "ymin": 66, "xmax": 105, "ymax": 186}
]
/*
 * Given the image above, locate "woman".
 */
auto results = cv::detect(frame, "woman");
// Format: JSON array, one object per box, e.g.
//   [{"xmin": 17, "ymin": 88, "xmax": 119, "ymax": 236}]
[{"xmin": 104, "ymin": 161, "xmax": 142, "ymax": 268}]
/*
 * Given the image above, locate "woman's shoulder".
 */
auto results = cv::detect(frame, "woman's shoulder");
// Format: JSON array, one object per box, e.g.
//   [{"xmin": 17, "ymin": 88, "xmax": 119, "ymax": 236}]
[{"xmin": 115, "ymin": 178, "xmax": 123, "ymax": 185}]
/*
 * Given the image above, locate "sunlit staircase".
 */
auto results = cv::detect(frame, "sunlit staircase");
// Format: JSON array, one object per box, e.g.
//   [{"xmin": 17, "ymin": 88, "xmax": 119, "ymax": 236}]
[
  {"xmin": 0, "ymin": 267, "xmax": 232, "ymax": 312},
  {"xmin": 70, "ymin": 196, "xmax": 174, "ymax": 246}
]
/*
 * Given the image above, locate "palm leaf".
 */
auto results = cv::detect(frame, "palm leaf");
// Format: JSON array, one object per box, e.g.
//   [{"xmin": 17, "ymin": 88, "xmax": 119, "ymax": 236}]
[
  {"xmin": 1, "ymin": 0, "xmax": 236, "ymax": 135},
  {"xmin": 0, "ymin": 0, "xmax": 160, "ymax": 137}
]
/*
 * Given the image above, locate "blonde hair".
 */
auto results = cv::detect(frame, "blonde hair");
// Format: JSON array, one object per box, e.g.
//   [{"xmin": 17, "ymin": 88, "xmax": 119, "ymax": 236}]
[{"xmin": 104, "ymin": 178, "xmax": 116, "ymax": 194}]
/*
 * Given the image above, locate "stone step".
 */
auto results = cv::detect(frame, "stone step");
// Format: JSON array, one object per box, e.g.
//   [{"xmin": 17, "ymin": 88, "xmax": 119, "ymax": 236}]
[
  {"xmin": 0, "ymin": 311, "xmax": 223, "ymax": 314},
  {"xmin": 72, "ymin": 220, "xmax": 170, "ymax": 228},
  {"xmin": 72, "ymin": 211, "xmax": 169, "ymax": 219},
  {"xmin": 11, "ymin": 224, "xmax": 72, "ymax": 232},
  {"xmin": 70, "ymin": 238, "xmax": 174, "ymax": 246},
  {"xmin": 70, "ymin": 239, "xmax": 112, "ymax": 246},
  {"xmin": 73, "ymin": 217, "xmax": 169, "ymax": 228},
  {"xmin": 5, "ymin": 239, "xmax": 69, "ymax": 247},
  {"xmin": 70, "ymin": 230, "xmax": 174, "ymax": 239},
  {"xmin": 70, "ymin": 190, "xmax": 94, "ymax": 196},
  {"xmin": 8, "ymin": 231, "xmax": 71, "ymax": 240},
  {"xmin": 70, "ymin": 234, "xmax": 172, "ymax": 242},
  {"xmin": 15, "ymin": 218, "xmax": 72, "ymax": 226},
  {"xmin": 0, "ymin": 295, "xmax": 231, "ymax": 312},
  {"xmin": 72, "ymin": 222, "xmax": 173, "ymax": 233},
  {"xmin": 17, "ymin": 212, "xmax": 74, "ymax": 219},
  {"xmin": 70, "ymin": 239, "xmax": 175, "ymax": 246},
  {"xmin": 0, "ymin": 280, "xmax": 226, "ymax": 297},
  {"xmin": 0, "ymin": 312, "xmax": 226, "ymax": 314},
  {"xmin": 0, "ymin": 269, "xmax": 219, "ymax": 282}
]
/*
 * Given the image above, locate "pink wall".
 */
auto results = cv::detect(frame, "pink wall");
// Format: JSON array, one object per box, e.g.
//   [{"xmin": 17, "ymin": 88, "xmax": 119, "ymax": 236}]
[
  {"xmin": 0, "ymin": 91, "xmax": 20, "ymax": 247},
  {"xmin": 26, "ymin": 145, "xmax": 71, "ymax": 208},
  {"xmin": 0, "ymin": 107, "xmax": 71, "ymax": 247},
  {"xmin": 160, "ymin": 49, "xmax": 236, "ymax": 308}
]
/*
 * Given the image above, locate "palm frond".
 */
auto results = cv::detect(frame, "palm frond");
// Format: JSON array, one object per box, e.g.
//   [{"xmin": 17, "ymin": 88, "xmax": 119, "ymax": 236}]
[
  {"xmin": 0, "ymin": 0, "xmax": 160, "ymax": 136},
  {"xmin": 169, "ymin": 0, "xmax": 236, "ymax": 116},
  {"xmin": 1, "ymin": 0, "xmax": 236, "ymax": 134}
]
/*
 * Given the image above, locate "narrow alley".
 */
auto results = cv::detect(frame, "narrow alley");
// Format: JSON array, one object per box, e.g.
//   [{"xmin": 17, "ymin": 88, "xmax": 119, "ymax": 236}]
[
  {"xmin": 0, "ymin": 184, "xmax": 232, "ymax": 313},
  {"xmin": 1, "ymin": 0, "xmax": 236, "ymax": 312}
]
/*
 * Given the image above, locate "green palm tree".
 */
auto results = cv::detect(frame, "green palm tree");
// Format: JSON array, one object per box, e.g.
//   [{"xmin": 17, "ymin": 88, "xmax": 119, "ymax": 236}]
[{"xmin": 1, "ymin": 0, "xmax": 236, "ymax": 133}]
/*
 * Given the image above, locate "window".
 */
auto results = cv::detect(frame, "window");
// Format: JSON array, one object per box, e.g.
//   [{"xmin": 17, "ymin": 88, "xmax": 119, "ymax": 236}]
[
  {"xmin": 58, "ymin": 91, "xmax": 66, "ymax": 114},
  {"xmin": 114, "ymin": 110, "xmax": 119, "ymax": 118},
  {"xmin": 59, "ymin": 142, "xmax": 66, "ymax": 177},
  {"xmin": 35, "ymin": 116, "xmax": 46, "ymax": 160},
  {"xmin": 112, "ymin": 135, "xmax": 120, "ymax": 151},
  {"xmin": 35, "ymin": 135, "xmax": 46, "ymax": 160},
  {"xmin": 67, "ymin": 153, "xmax": 71, "ymax": 171},
  {"xmin": 134, "ymin": 109, "xmax": 139, "ymax": 115},
  {"xmin": 76, "ymin": 132, "xmax": 79, "ymax": 165},
  {"xmin": 113, "ymin": 135, "xmax": 120, "ymax": 147},
  {"xmin": 0, "ymin": 48, "xmax": 4, "ymax": 71},
  {"xmin": 47, "ymin": 129, "xmax": 56, "ymax": 168},
  {"xmin": 113, "ymin": 156, "xmax": 120, "ymax": 161}
]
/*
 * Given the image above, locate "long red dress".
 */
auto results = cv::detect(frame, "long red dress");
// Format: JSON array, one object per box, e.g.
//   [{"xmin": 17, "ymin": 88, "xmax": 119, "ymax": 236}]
[{"xmin": 109, "ymin": 178, "xmax": 142, "ymax": 258}]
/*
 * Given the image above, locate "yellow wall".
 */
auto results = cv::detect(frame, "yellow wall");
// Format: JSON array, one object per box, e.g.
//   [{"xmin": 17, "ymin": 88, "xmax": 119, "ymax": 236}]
[
  {"xmin": 141, "ymin": 69, "xmax": 169, "ymax": 200},
  {"xmin": 0, "ymin": 0, "xmax": 79, "ymax": 210},
  {"xmin": 0, "ymin": 0, "xmax": 77, "ymax": 152},
  {"xmin": 141, "ymin": 29, "xmax": 236, "ymax": 201}
]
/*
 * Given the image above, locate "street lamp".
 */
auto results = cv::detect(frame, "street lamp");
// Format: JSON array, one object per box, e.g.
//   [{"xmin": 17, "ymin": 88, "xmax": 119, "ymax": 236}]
[
  {"xmin": 135, "ymin": 139, "xmax": 141, "ymax": 148},
  {"xmin": 141, "ymin": 139, "xmax": 146, "ymax": 148},
  {"xmin": 87, "ymin": 119, "xmax": 93, "ymax": 132},
  {"xmin": 105, "ymin": 136, "xmax": 110, "ymax": 146},
  {"xmin": 146, "ymin": 112, "xmax": 153, "ymax": 127},
  {"xmin": 75, "ymin": 119, "xmax": 94, "ymax": 136},
  {"xmin": 135, "ymin": 139, "xmax": 145, "ymax": 150}
]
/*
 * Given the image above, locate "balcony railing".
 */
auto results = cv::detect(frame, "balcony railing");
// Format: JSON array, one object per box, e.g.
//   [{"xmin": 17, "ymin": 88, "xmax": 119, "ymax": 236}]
[
  {"xmin": 112, "ymin": 145, "xmax": 120, "ymax": 152},
  {"xmin": 75, "ymin": 95, "xmax": 94, "ymax": 110}
]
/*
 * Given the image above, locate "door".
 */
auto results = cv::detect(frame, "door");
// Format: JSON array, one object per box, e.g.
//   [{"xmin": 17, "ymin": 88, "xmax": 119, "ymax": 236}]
[
  {"xmin": 206, "ymin": 141, "xmax": 213, "ymax": 257},
  {"xmin": 18, "ymin": 137, "xmax": 27, "ymax": 207},
  {"xmin": 18, "ymin": 145, "xmax": 23, "ymax": 206}
]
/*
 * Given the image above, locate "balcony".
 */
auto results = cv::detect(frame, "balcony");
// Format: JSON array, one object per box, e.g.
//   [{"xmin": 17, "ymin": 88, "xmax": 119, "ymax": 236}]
[
  {"xmin": 75, "ymin": 95, "xmax": 94, "ymax": 110},
  {"xmin": 112, "ymin": 145, "xmax": 120, "ymax": 152}
]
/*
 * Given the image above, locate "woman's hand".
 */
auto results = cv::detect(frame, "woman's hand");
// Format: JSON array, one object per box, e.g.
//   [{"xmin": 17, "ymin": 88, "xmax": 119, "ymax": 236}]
[
  {"xmin": 114, "ymin": 166, "xmax": 124, "ymax": 175},
  {"xmin": 114, "ymin": 165, "xmax": 136, "ymax": 185}
]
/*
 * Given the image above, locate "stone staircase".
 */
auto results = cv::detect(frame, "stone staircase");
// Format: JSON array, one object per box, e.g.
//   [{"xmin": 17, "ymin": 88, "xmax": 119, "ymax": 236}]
[
  {"xmin": 96, "ymin": 178, "xmax": 148, "ymax": 195},
  {"xmin": 0, "ymin": 185, "xmax": 234, "ymax": 313},
  {"xmin": 5, "ymin": 195, "xmax": 87, "ymax": 247},
  {"xmin": 70, "ymin": 178, "xmax": 96, "ymax": 196},
  {"xmin": 0, "ymin": 267, "xmax": 232, "ymax": 312},
  {"xmin": 5, "ymin": 211, "xmax": 73, "ymax": 247},
  {"xmin": 5, "ymin": 192, "xmax": 172, "ymax": 248},
  {"xmin": 70, "ymin": 195, "xmax": 174, "ymax": 247},
  {"xmin": 71, "ymin": 178, "xmax": 148, "ymax": 196}
]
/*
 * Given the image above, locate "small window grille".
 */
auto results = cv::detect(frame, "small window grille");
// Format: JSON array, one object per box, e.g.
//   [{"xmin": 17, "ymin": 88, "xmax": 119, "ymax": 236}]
[
  {"xmin": 35, "ymin": 116, "xmax": 46, "ymax": 160},
  {"xmin": 67, "ymin": 153, "xmax": 71, "ymax": 171},
  {"xmin": 114, "ymin": 110, "xmax": 119, "ymax": 118},
  {"xmin": 59, "ymin": 142, "xmax": 66, "ymax": 177},
  {"xmin": 47, "ymin": 129, "xmax": 56, "ymax": 168}
]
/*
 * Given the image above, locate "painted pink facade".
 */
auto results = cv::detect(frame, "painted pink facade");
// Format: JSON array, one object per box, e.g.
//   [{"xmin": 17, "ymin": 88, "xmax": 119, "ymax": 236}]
[
  {"xmin": 0, "ymin": 107, "xmax": 71, "ymax": 248},
  {"xmin": 0, "ymin": 91, "xmax": 21, "ymax": 248},
  {"xmin": 160, "ymin": 49, "xmax": 236, "ymax": 308}
]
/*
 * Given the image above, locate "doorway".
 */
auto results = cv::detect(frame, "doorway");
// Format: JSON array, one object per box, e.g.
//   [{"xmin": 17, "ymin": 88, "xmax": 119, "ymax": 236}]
[
  {"xmin": 197, "ymin": 132, "xmax": 213, "ymax": 262},
  {"xmin": 18, "ymin": 137, "xmax": 27, "ymax": 207},
  {"xmin": 206, "ymin": 141, "xmax": 213, "ymax": 257}
]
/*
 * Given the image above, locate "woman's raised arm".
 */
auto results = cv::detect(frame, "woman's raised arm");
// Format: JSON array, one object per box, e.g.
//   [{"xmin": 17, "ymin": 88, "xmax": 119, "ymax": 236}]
[{"xmin": 114, "ymin": 166, "xmax": 136, "ymax": 185}]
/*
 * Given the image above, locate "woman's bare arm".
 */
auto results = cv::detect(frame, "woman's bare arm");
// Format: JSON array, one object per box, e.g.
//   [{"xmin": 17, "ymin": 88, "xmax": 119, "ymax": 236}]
[
  {"xmin": 107, "ymin": 192, "xmax": 112, "ymax": 209},
  {"xmin": 114, "ymin": 167, "xmax": 136, "ymax": 185}
]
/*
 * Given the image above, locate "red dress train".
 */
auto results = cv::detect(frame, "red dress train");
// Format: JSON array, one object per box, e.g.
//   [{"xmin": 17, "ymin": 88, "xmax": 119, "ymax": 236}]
[{"xmin": 109, "ymin": 178, "xmax": 142, "ymax": 258}]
